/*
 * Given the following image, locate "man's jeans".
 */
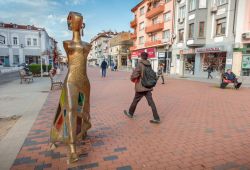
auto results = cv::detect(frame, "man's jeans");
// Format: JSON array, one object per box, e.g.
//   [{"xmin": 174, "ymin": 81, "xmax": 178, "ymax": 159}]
[
  {"xmin": 129, "ymin": 91, "xmax": 160, "ymax": 120},
  {"xmin": 102, "ymin": 69, "xmax": 106, "ymax": 77}
]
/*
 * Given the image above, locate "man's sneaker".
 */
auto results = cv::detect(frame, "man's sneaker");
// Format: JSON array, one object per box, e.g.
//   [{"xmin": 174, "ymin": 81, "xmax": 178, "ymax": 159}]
[
  {"xmin": 123, "ymin": 110, "xmax": 133, "ymax": 118},
  {"xmin": 150, "ymin": 119, "xmax": 160, "ymax": 124}
]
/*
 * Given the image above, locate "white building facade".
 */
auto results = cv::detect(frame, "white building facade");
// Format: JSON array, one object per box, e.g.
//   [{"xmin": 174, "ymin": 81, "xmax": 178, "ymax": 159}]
[{"xmin": 0, "ymin": 22, "xmax": 57, "ymax": 67}]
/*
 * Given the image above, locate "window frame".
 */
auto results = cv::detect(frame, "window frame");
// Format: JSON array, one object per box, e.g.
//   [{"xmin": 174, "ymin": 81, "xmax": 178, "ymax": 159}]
[
  {"xmin": 179, "ymin": 29, "xmax": 184, "ymax": 42},
  {"xmin": 216, "ymin": 18, "xmax": 226, "ymax": 36},
  {"xmin": 13, "ymin": 37, "xmax": 18, "ymax": 45},
  {"xmin": 164, "ymin": 11, "xmax": 171, "ymax": 22},
  {"xmin": 139, "ymin": 22, "xmax": 145, "ymax": 31},
  {"xmin": 140, "ymin": 6, "xmax": 145, "ymax": 16},
  {"xmin": 179, "ymin": 6, "xmax": 186, "ymax": 19},
  {"xmin": 217, "ymin": 0, "xmax": 227, "ymax": 6},
  {"xmin": 27, "ymin": 38, "xmax": 31, "ymax": 46},
  {"xmin": 33, "ymin": 38, "xmax": 37, "ymax": 46},
  {"xmin": 163, "ymin": 29, "xmax": 170, "ymax": 40},
  {"xmin": 139, "ymin": 36, "xmax": 144, "ymax": 44},
  {"xmin": 198, "ymin": 0, "xmax": 206, "ymax": 8},
  {"xmin": 0, "ymin": 35, "xmax": 6, "ymax": 44},
  {"xmin": 189, "ymin": 0, "xmax": 196, "ymax": 12},
  {"xmin": 188, "ymin": 23, "xmax": 194, "ymax": 39},
  {"xmin": 198, "ymin": 22, "xmax": 205, "ymax": 38}
]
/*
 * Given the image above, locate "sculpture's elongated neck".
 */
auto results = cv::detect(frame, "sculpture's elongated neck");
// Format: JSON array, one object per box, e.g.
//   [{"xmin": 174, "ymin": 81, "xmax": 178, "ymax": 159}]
[{"xmin": 73, "ymin": 31, "xmax": 81, "ymax": 42}]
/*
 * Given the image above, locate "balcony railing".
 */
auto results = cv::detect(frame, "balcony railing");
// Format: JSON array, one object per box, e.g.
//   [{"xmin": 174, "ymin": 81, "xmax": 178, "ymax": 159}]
[
  {"xmin": 146, "ymin": 5, "xmax": 165, "ymax": 19},
  {"xmin": 131, "ymin": 33, "xmax": 137, "ymax": 39},
  {"xmin": 130, "ymin": 19, "xmax": 137, "ymax": 28},
  {"xmin": 130, "ymin": 46, "xmax": 137, "ymax": 51},
  {"xmin": 145, "ymin": 23, "xmax": 164, "ymax": 33},
  {"xmin": 145, "ymin": 40, "xmax": 162, "ymax": 47}
]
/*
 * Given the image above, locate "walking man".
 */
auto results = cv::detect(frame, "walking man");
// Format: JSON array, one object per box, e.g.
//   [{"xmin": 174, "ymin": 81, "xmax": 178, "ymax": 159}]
[
  {"xmin": 157, "ymin": 63, "xmax": 165, "ymax": 84},
  {"xmin": 207, "ymin": 64, "xmax": 213, "ymax": 79},
  {"xmin": 124, "ymin": 52, "xmax": 160, "ymax": 124},
  {"xmin": 100, "ymin": 59, "xmax": 108, "ymax": 77}
]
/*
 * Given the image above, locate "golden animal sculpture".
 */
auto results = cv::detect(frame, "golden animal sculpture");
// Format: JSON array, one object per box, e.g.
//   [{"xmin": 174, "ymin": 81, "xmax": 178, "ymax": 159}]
[{"xmin": 50, "ymin": 11, "xmax": 91, "ymax": 163}]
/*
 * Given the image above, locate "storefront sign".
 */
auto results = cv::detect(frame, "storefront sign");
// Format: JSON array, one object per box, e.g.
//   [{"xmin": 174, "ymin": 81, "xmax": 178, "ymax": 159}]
[
  {"xmin": 158, "ymin": 52, "xmax": 165, "ymax": 58},
  {"xmin": 242, "ymin": 55, "xmax": 250, "ymax": 69},
  {"xmin": 180, "ymin": 49, "xmax": 195, "ymax": 55},
  {"xmin": 226, "ymin": 59, "xmax": 233, "ymax": 65},
  {"xmin": 131, "ymin": 48, "xmax": 156, "ymax": 58},
  {"xmin": 195, "ymin": 47, "xmax": 222, "ymax": 53}
]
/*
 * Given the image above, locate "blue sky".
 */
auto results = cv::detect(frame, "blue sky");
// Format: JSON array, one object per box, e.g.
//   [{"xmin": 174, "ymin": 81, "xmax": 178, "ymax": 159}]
[{"xmin": 0, "ymin": 0, "xmax": 140, "ymax": 54}]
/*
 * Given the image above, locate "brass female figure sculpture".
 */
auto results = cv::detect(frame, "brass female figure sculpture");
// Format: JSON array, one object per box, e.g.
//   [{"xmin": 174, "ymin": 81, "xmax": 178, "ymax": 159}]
[{"xmin": 50, "ymin": 11, "xmax": 91, "ymax": 163}]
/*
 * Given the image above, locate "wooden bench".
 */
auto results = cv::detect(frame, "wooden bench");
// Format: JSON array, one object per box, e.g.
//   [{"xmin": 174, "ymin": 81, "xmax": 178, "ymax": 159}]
[
  {"xmin": 19, "ymin": 70, "xmax": 33, "ymax": 84},
  {"xmin": 220, "ymin": 75, "xmax": 242, "ymax": 89},
  {"xmin": 49, "ymin": 72, "xmax": 63, "ymax": 90}
]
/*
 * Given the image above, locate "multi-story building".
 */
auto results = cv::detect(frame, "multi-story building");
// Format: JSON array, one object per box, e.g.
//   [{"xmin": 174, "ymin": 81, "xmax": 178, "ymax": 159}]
[
  {"xmin": 233, "ymin": 0, "xmax": 250, "ymax": 76},
  {"xmin": 109, "ymin": 32, "xmax": 133, "ymax": 69},
  {"xmin": 173, "ymin": 0, "xmax": 246, "ymax": 77},
  {"xmin": 88, "ymin": 31, "xmax": 117, "ymax": 66},
  {"xmin": 0, "ymin": 22, "xmax": 57, "ymax": 67},
  {"xmin": 130, "ymin": 0, "xmax": 175, "ymax": 72}
]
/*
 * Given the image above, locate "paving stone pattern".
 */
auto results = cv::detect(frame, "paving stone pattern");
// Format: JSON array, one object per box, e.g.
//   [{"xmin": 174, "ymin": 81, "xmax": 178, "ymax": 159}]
[{"xmin": 11, "ymin": 68, "xmax": 250, "ymax": 170}]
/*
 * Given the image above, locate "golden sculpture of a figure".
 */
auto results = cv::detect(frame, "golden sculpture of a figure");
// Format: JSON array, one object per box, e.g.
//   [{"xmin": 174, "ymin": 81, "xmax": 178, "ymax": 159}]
[{"xmin": 50, "ymin": 11, "xmax": 91, "ymax": 163}]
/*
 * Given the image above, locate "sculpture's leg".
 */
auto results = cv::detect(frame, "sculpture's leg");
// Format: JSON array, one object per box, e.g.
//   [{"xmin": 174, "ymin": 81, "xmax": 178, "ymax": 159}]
[
  {"xmin": 65, "ymin": 84, "xmax": 79, "ymax": 163},
  {"xmin": 67, "ymin": 110, "xmax": 78, "ymax": 163}
]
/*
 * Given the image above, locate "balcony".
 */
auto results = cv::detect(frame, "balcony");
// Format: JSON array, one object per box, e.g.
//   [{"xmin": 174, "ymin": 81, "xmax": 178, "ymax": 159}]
[
  {"xmin": 130, "ymin": 46, "xmax": 137, "ymax": 51},
  {"xmin": 145, "ymin": 40, "xmax": 162, "ymax": 47},
  {"xmin": 131, "ymin": 33, "xmax": 137, "ymax": 39},
  {"xmin": 130, "ymin": 19, "xmax": 137, "ymax": 28},
  {"xmin": 146, "ymin": 5, "xmax": 165, "ymax": 19},
  {"xmin": 145, "ymin": 23, "xmax": 164, "ymax": 33}
]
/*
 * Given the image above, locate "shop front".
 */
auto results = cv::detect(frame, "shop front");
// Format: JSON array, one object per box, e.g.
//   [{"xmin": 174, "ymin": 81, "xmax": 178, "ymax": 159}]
[
  {"xmin": 131, "ymin": 47, "xmax": 157, "ymax": 71},
  {"xmin": 158, "ymin": 51, "xmax": 172, "ymax": 74},
  {"xmin": 195, "ymin": 47, "xmax": 226, "ymax": 77},
  {"xmin": 180, "ymin": 48, "xmax": 195, "ymax": 75},
  {"xmin": 0, "ymin": 56, "xmax": 10, "ymax": 67}
]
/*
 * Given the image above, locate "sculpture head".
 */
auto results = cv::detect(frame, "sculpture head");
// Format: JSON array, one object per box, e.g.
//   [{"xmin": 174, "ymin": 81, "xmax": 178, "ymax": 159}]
[{"xmin": 67, "ymin": 11, "xmax": 85, "ymax": 32}]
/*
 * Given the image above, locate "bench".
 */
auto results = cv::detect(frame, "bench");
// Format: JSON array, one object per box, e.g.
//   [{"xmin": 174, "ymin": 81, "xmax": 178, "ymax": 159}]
[
  {"xmin": 220, "ymin": 76, "xmax": 242, "ymax": 89},
  {"xmin": 49, "ymin": 72, "xmax": 63, "ymax": 90},
  {"xmin": 19, "ymin": 70, "xmax": 33, "ymax": 84}
]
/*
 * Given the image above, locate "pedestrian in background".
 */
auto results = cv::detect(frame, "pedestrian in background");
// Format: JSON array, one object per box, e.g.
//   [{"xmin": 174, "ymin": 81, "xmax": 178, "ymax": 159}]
[
  {"xmin": 124, "ymin": 52, "xmax": 160, "ymax": 124},
  {"xmin": 157, "ymin": 63, "xmax": 165, "ymax": 84},
  {"xmin": 100, "ymin": 59, "xmax": 108, "ymax": 77},
  {"xmin": 207, "ymin": 64, "xmax": 213, "ymax": 79}
]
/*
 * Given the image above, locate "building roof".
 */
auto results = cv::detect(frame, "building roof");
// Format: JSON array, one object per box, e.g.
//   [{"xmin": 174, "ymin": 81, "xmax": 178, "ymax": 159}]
[
  {"xmin": 131, "ymin": 0, "xmax": 147, "ymax": 12},
  {"xmin": 0, "ymin": 22, "xmax": 45, "ymax": 31},
  {"xmin": 90, "ymin": 31, "xmax": 118, "ymax": 43}
]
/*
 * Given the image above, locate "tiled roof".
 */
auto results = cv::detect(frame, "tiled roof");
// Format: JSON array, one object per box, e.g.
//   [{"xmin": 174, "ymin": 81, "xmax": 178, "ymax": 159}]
[{"xmin": 0, "ymin": 22, "xmax": 44, "ymax": 31}]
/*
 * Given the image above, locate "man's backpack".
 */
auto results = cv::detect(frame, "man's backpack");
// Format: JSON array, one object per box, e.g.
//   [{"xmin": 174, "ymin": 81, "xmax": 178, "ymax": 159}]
[{"xmin": 141, "ymin": 64, "xmax": 158, "ymax": 88}]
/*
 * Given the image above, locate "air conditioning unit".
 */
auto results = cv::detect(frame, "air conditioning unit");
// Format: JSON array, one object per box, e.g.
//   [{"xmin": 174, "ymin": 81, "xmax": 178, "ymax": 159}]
[
  {"xmin": 242, "ymin": 32, "xmax": 250, "ymax": 39},
  {"xmin": 178, "ymin": 18, "xmax": 184, "ymax": 23},
  {"xmin": 211, "ymin": 6, "xmax": 218, "ymax": 13}
]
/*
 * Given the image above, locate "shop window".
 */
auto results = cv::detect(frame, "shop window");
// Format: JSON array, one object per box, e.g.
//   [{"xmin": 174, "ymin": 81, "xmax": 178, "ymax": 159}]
[
  {"xmin": 0, "ymin": 35, "xmax": 5, "ymax": 44},
  {"xmin": 179, "ymin": 29, "xmax": 184, "ymax": 42},
  {"xmin": 164, "ymin": 11, "xmax": 171, "ymax": 22},
  {"xmin": 241, "ymin": 55, "xmax": 250, "ymax": 76},
  {"xmin": 13, "ymin": 55, "xmax": 19, "ymax": 65},
  {"xmin": 216, "ymin": 18, "xmax": 226, "ymax": 36},
  {"xmin": 189, "ymin": 0, "xmax": 196, "ymax": 11},
  {"xmin": 188, "ymin": 23, "xmax": 194, "ymax": 39},
  {"xmin": 198, "ymin": 22, "xmax": 205, "ymax": 37}
]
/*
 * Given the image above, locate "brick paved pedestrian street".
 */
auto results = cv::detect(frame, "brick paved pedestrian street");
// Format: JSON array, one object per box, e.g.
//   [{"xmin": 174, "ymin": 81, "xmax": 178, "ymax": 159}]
[{"xmin": 11, "ymin": 68, "xmax": 250, "ymax": 170}]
